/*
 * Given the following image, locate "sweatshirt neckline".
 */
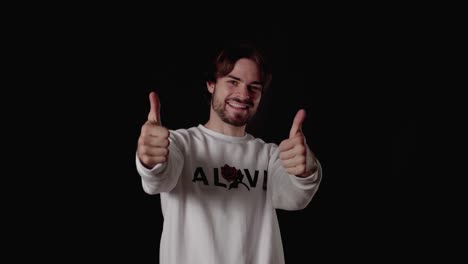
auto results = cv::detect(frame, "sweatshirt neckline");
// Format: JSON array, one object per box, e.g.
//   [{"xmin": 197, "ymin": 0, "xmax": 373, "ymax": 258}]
[{"xmin": 197, "ymin": 124, "xmax": 251, "ymax": 142}]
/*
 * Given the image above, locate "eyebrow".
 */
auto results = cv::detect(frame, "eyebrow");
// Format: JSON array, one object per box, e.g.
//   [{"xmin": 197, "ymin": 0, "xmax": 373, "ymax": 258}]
[{"xmin": 227, "ymin": 75, "xmax": 263, "ymax": 86}]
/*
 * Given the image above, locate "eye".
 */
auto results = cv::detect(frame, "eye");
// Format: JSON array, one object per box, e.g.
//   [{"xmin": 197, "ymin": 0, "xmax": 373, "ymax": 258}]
[
  {"xmin": 248, "ymin": 85, "xmax": 263, "ymax": 93},
  {"xmin": 228, "ymin": 80, "xmax": 239, "ymax": 86}
]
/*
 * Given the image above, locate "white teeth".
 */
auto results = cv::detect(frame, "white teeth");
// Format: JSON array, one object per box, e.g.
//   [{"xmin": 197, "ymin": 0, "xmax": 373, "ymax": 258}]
[{"xmin": 228, "ymin": 102, "xmax": 248, "ymax": 109}]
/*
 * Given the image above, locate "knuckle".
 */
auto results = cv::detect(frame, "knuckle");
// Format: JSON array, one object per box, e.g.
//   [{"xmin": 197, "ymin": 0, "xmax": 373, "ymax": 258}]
[
  {"xmin": 141, "ymin": 156, "xmax": 150, "ymax": 165},
  {"xmin": 299, "ymin": 156, "xmax": 306, "ymax": 163},
  {"xmin": 297, "ymin": 145, "xmax": 306, "ymax": 155},
  {"xmin": 279, "ymin": 152, "xmax": 285, "ymax": 160},
  {"xmin": 140, "ymin": 125, "xmax": 147, "ymax": 136},
  {"xmin": 161, "ymin": 148, "xmax": 169, "ymax": 156},
  {"xmin": 279, "ymin": 140, "xmax": 288, "ymax": 150},
  {"xmin": 161, "ymin": 127, "xmax": 169, "ymax": 138},
  {"xmin": 139, "ymin": 146, "xmax": 147, "ymax": 154},
  {"xmin": 138, "ymin": 137, "xmax": 144, "ymax": 146},
  {"xmin": 298, "ymin": 164, "xmax": 306, "ymax": 172}
]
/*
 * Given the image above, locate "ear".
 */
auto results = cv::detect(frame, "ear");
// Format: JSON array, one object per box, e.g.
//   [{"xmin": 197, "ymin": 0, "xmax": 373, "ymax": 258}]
[{"xmin": 206, "ymin": 81, "xmax": 215, "ymax": 94}]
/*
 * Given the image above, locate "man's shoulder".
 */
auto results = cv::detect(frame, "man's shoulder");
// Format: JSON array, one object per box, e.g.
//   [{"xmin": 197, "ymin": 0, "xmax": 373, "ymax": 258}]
[
  {"xmin": 169, "ymin": 126, "xmax": 198, "ymax": 135},
  {"xmin": 169, "ymin": 126, "xmax": 204, "ymax": 140},
  {"xmin": 247, "ymin": 134, "xmax": 279, "ymax": 149}
]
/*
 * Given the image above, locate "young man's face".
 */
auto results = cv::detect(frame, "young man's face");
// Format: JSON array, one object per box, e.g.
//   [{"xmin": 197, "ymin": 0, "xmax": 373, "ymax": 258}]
[{"xmin": 208, "ymin": 58, "xmax": 263, "ymax": 127}]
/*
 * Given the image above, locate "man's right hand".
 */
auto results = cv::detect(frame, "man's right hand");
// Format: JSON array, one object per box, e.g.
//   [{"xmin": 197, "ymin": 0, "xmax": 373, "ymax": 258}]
[{"xmin": 137, "ymin": 91, "xmax": 170, "ymax": 169}]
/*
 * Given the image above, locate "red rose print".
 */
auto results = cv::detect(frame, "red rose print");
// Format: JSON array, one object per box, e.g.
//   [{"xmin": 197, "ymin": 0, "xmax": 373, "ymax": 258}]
[{"xmin": 221, "ymin": 164, "xmax": 238, "ymax": 182}]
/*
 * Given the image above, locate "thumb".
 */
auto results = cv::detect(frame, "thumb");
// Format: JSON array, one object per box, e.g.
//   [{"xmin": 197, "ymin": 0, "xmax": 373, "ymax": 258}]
[
  {"xmin": 289, "ymin": 109, "xmax": 306, "ymax": 138},
  {"xmin": 148, "ymin": 91, "xmax": 161, "ymax": 125}
]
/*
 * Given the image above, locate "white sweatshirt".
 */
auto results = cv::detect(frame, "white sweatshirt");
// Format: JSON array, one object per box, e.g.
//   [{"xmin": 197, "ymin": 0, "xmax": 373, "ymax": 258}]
[{"xmin": 136, "ymin": 124, "xmax": 322, "ymax": 264}]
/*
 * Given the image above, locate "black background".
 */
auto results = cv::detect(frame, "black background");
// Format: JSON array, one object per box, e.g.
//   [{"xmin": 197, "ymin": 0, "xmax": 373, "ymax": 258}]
[{"xmin": 11, "ymin": 10, "xmax": 442, "ymax": 263}]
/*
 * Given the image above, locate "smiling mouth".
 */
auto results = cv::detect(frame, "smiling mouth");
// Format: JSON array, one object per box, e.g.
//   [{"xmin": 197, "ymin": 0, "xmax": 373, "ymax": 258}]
[
  {"xmin": 227, "ymin": 101, "xmax": 249, "ymax": 110},
  {"xmin": 226, "ymin": 99, "xmax": 253, "ymax": 110}
]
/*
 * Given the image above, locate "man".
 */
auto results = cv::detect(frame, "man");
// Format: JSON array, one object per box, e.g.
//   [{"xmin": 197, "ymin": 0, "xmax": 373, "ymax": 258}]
[{"xmin": 136, "ymin": 43, "xmax": 322, "ymax": 264}]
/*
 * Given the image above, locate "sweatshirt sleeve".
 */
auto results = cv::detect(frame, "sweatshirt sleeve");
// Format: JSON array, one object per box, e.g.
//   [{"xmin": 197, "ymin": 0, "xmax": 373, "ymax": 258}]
[
  {"xmin": 268, "ymin": 144, "xmax": 322, "ymax": 210},
  {"xmin": 135, "ymin": 132, "xmax": 185, "ymax": 194}
]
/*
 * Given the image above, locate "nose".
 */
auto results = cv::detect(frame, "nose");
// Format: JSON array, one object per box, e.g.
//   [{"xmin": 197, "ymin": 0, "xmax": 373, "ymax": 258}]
[{"xmin": 235, "ymin": 84, "xmax": 250, "ymax": 100}]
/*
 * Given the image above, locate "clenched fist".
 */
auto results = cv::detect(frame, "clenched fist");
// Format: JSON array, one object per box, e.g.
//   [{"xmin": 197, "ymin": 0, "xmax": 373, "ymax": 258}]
[
  {"xmin": 137, "ymin": 91, "xmax": 170, "ymax": 169},
  {"xmin": 279, "ymin": 109, "xmax": 318, "ymax": 177}
]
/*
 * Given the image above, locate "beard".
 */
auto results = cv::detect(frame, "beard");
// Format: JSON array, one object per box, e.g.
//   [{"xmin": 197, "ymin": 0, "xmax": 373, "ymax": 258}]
[{"xmin": 212, "ymin": 88, "xmax": 255, "ymax": 127}]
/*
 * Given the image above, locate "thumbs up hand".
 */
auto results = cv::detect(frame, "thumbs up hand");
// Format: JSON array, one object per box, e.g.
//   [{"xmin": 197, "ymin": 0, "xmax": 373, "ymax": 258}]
[
  {"xmin": 279, "ymin": 109, "xmax": 318, "ymax": 177},
  {"xmin": 137, "ymin": 92, "xmax": 170, "ymax": 169}
]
